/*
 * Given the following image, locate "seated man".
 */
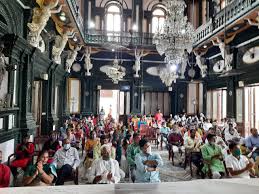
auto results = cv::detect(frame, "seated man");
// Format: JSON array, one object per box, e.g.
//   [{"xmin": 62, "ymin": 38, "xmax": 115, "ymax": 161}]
[
  {"xmin": 53, "ymin": 138, "xmax": 80, "ymax": 185},
  {"xmin": 0, "ymin": 150, "xmax": 12, "ymax": 187},
  {"xmin": 10, "ymin": 135, "xmax": 35, "ymax": 176},
  {"xmin": 184, "ymin": 129, "xmax": 203, "ymax": 176},
  {"xmin": 226, "ymin": 141, "xmax": 254, "ymax": 178},
  {"xmin": 135, "ymin": 139, "xmax": 163, "ymax": 183},
  {"xmin": 224, "ymin": 123, "xmax": 240, "ymax": 142},
  {"xmin": 160, "ymin": 122, "xmax": 171, "ymax": 147},
  {"xmin": 23, "ymin": 150, "xmax": 56, "ymax": 186},
  {"xmin": 88, "ymin": 144, "xmax": 121, "ymax": 184},
  {"xmin": 245, "ymin": 128, "xmax": 259, "ymax": 161},
  {"xmin": 167, "ymin": 127, "xmax": 184, "ymax": 164},
  {"xmin": 201, "ymin": 134, "xmax": 225, "ymax": 179}
]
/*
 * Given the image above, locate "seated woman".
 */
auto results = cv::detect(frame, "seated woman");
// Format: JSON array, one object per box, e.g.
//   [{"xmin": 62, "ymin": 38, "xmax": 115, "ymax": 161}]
[
  {"xmin": 10, "ymin": 135, "xmax": 35, "ymax": 176},
  {"xmin": 74, "ymin": 124, "xmax": 84, "ymax": 149},
  {"xmin": 23, "ymin": 150, "xmax": 56, "ymax": 186},
  {"xmin": 66, "ymin": 128, "xmax": 77, "ymax": 147},
  {"xmin": 84, "ymin": 131, "xmax": 100, "ymax": 170},
  {"xmin": 42, "ymin": 131, "xmax": 61, "ymax": 163},
  {"xmin": 0, "ymin": 150, "xmax": 12, "ymax": 187}
]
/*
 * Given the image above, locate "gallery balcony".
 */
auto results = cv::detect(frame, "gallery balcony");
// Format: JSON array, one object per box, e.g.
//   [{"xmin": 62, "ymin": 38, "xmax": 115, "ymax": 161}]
[
  {"xmin": 84, "ymin": 30, "xmax": 156, "ymax": 48},
  {"xmin": 194, "ymin": 0, "xmax": 259, "ymax": 47}
]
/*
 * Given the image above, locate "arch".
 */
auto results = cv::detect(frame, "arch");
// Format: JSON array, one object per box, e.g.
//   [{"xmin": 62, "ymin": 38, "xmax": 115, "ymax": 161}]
[
  {"xmin": 144, "ymin": 0, "xmax": 166, "ymax": 11},
  {"xmin": 99, "ymin": 0, "xmax": 129, "ymax": 10},
  {"xmin": 0, "ymin": 1, "xmax": 19, "ymax": 35}
]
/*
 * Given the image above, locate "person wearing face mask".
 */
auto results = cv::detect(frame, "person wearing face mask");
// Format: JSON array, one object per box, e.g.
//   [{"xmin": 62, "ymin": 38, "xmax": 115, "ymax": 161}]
[
  {"xmin": 201, "ymin": 134, "xmax": 225, "ymax": 179},
  {"xmin": 53, "ymin": 138, "xmax": 80, "ymax": 185},
  {"xmin": 0, "ymin": 150, "xmax": 12, "ymax": 187},
  {"xmin": 225, "ymin": 141, "xmax": 254, "ymax": 178},
  {"xmin": 135, "ymin": 139, "xmax": 163, "ymax": 183},
  {"xmin": 224, "ymin": 123, "xmax": 240, "ymax": 142},
  {"xmin": 88, "ymin": 144, "xmax": 121, "ymax": 184},
  {"xmin": 23, "ymin": 150, "xmax": 56, "ymax": 186}
]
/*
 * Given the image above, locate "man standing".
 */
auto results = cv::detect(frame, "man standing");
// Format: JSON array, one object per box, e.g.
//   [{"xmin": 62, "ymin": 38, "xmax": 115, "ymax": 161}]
[
  {"xmin": 201, "ymin": 134, "xmax": 225, "ymax": 179},
  {"xmin": 126, "ymin": 133, "xmax": 141, "ymax": 182},
  {"xmin": 135, "ymin": 139, "xmax": 163, "ymax": 183},
  {"xmin": 53, "ymin": 138, "xmax": 80, "ymax": 185},
  {"xmin": 88, "ymin": 144, "xmax": 121, "ymax": 184},
  {"xmin": 226, "ymin": 141, "xmax": 254, "ymax": 178}
]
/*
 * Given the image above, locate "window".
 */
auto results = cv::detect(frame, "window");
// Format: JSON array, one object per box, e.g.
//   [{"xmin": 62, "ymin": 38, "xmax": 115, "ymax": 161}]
[
  {"xmin": 152, "ymin": 8, "xmax": 165, "ymax": 33},
  {"xmin": 106, "ymin": 4, "xmax": 121, "ymax": 32}
]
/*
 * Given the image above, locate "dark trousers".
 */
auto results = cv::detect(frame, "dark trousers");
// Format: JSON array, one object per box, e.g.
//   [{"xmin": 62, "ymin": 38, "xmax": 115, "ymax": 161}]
[
  {"xmin": 191, "ymin": 152, "xmax": 204, "ymax": 173},
  {"xmin": 56, "ymin": 164, "xmax": 73, "ymax": 185}
]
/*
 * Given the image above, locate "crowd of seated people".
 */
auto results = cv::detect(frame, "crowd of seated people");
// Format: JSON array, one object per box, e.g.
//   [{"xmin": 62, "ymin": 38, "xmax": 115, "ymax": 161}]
[{"xmin": 1, "ymin": 111, "xmax": 259, "ymax": 188}]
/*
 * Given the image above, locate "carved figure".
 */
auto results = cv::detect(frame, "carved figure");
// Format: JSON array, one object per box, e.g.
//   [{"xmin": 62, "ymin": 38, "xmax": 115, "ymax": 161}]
[
  {"xmin": 245, "ymin": 12, "xmax": 259, "ymax": 29},
  {"xmin": 27, "ymin": 0, "xmax": 63, "ymax": 48},
  {"xmin": 194, "ymin": 50, "xmax": 207, "ymax": 78},
  {"xmin": 81, "ymin": 47, "xmax": 93, "ymax": 76},
  {"xmin": 52, "ymin": 29, "xmax": 76, "ymax": 64},
  {"xmin": 180, "ymin": 49, "xmax": 189, "ymax": 79},
  {"xmin": 212, "ymin": 37, "xmax": 233, "ymax": 72},
  {"xmin": 65, "ymin": 45, "xmax": 82, "ymax": 73},
  {"xmin": 134, "ymin": 49, "xmax": 144, "ymax": 78},
  {"xmin": 0, "ymin": 42, "xmax": 6, "ymax": 90}
]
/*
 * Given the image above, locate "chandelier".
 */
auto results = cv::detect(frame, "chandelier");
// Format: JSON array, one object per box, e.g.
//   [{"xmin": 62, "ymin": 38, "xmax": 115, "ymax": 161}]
[
  {"xmin": 159, "ymin": 58, "xmax": 179, "ymax": 87},
  {"xmin": 105, "ymin": 58, "xmax": 126, "ymax": 84},
  {"xmin": 154, "ymin": 0, "xmax": 195, "ymax": 85}
]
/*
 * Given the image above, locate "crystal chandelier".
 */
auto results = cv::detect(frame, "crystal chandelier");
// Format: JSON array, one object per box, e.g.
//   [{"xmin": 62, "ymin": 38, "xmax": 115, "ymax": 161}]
[
  {"xmin": 159, "ymin": 58, "xmax": 179, "ymax": 87},
  {"xmin": 105, "ymin": 58, "xmax": 126, "ymax": 84},
  {"xmin": 154, "ymin": 0, "xmax": 195, "ymax": 85}
]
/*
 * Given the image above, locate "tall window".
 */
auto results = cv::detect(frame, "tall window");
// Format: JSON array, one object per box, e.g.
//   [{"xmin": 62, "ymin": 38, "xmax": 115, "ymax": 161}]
[
  {"xmin": 106, "ymin": 4, "xmax": 121, "ymax": 32},
  {"xmin": 152, "ymin": 8, "xmax": 165, "ymax": 33}
]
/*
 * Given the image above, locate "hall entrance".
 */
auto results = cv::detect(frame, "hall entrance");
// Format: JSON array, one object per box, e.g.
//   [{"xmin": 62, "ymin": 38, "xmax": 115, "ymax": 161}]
[{"xmin": 99, "ymin": 90, "xmax": 130, "ymax": 122}]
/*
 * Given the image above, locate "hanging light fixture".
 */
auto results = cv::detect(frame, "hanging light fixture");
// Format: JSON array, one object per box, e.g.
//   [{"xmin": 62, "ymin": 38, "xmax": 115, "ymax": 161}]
[{"xmin": 154, "ymin": 0, "xmax": 195, "ymax": 86}]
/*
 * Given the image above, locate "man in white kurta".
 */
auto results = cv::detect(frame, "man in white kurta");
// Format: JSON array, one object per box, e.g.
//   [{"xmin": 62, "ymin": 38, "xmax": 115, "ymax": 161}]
[{"xmin": 88, "ymin": 144, "xmax": 121, "ymax": 184}]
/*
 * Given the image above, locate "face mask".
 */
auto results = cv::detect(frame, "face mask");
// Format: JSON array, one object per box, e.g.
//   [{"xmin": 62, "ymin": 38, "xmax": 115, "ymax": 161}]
[
  {"xmin": 233, "ymin": 149, "xmax": 241, "ymax": 157},
  {"xmin": 146, "ymin": 146, "xmax": 152, "ymax": 154},
  {"xmin": 64, "ymin": 143, "xmax": 71, "ymax": 150}
]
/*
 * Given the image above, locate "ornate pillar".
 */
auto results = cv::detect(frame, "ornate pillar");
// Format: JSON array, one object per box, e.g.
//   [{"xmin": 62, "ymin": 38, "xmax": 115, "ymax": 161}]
[{"xmin": 131, "ymin": 79, "xmax": 141, "ymax": 114}]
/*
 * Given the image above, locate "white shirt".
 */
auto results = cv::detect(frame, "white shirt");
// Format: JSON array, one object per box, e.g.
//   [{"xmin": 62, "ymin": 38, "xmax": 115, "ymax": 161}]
[
  {"xmin": 203, "ymin": 122, "xmax": 213, "ymax": 131},
  {"xmin": 88, "ymin": 158, "xmax": 121, "ymax": 184},
  {"xmin": 225, "ymin": 154, "xmax": 250, "ymax": 178},
  {"xmin": 224, "ymin": 128, "xmax": 240, "ymax": 142},
  {"xmin": 53, "ymin": 147, "xmax": 80, "ymax": 170}
]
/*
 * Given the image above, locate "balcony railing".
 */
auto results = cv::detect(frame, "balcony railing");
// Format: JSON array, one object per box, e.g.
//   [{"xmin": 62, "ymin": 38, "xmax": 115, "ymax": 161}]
[
  {"xmin": 85, "ymin": 30, "xmax": 156, "ymax": 47},
  {"xmin": 66, "ymin": 0, "xmax": 84, "ymax": 37},
  {"xmin": 194, "ymin": 0, "xmax": 259, "ymax": 47}
]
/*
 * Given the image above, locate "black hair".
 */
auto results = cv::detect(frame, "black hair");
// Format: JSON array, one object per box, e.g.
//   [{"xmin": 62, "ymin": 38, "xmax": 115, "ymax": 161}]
[
  {"xmin": 133, "ymin": 133, "xmax": 139, "ymax": 139},
  {"xmin": 228, "ymin": 141, "xmax": 238, "ymax": 150},
  {"xmin": 139, "ymin": 138, "xmax": 148, "ymax": 148},
  {"xmin": 207, "ymin": 133, "xmax": 216, "ymax": 140}
]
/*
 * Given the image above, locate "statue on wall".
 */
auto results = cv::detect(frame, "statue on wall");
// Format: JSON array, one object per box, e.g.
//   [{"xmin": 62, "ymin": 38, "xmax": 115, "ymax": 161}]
[
  {"xmin": 65, "ymin": 45, "xmax": 82, "ymax": 73},
  {"xmin": 27, "ymin": 0, "xmax": 64, "ymax": 48},
  {"xmin": 81, "ymin": 47, "xmax": 93, "ymax": 76},
  {"xmin": 245, "ymin": 12, "xmax": 259, "ymax": 29},
  {"xmin": 52, "ymin": 29, "xmax": 76, "ymax": 64},
  {"xmin": 0, "ymin": 42, "xmax": 7, "ymax": 91},
  {"xmin": 212, "ymin": 37, "xmax": 233, "ymax": 72},
  {"xmin": 180, "ymin": 49, "xmax": 189, "ymax": 79},
  {"xmin": 194, "ymin": 50, "xmax": 207, "ymax": 78},
  {"xmin": 133, "ymin": 49, "xmax": 143, "ymax": 78}
]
